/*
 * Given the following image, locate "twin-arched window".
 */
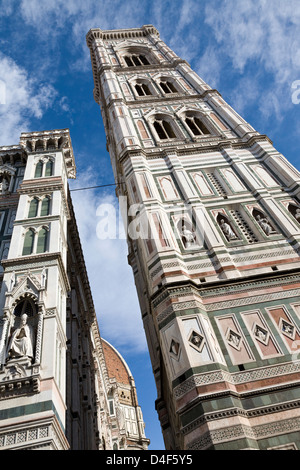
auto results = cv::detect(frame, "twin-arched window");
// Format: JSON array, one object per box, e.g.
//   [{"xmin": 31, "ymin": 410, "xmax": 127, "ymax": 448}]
[
  {"xmin": 137, "ymin": 110, "xmax": 214, "ymax": 143},
  {"xmin": 150, "ymin": 114, "xmax": 211, "ymax": 141},
  {"xmin": 185, "ymin": 116, "xmax": 210, "ymax": 136},
  {"xmin": 159, "ymin": 80, "xmax": 178, "ymax": 94},
  {"xmin": 22, "ymin": 227, "xmax": 49, "ymax": 256},
  {"xmin": 153, "ymin": 119, "xmax": 176, "ymax": 140},
  {"xmin": 34, "ymin": 159, "xmax": 54, "ymax": 178},
  {"xmin": 135, "ymin": 83, "xmax": 152, "ymax": 96},
  {"xmin": 28, "ymin": 196, "xmax": 51, "ymax": 218}
]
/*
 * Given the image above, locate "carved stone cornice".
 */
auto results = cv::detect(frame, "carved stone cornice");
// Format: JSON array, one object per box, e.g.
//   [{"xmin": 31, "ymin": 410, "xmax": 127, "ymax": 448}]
[
  {"xmin": 117, "ymin": 133, "xmax": 273, "ymax": 165},
  {"xmin": 86, "ymin": 25, "xmax": 159, "ymax": 47},
  {"xmin": 19, "ymin": 129, "xmax": 76, "ymax": 179},
  {"xmin": 2, "ymin": 252, "xmax": 70, "ymax": 292}
]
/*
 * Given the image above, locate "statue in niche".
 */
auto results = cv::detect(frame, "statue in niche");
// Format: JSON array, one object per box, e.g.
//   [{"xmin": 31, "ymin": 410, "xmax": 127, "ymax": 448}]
[
  {"xmin": 0, "ymin": 177, "xmax": 9, "ymax": 194},
  {"xmin": 181, "ymin": 223, "xmax": 197, "ymax": 248},
  {"xmin": 254, "ymin": 326, "xmax": 268, "ymax": 342},
  {"xmin": 281, "ymin": 321, "xmax": 294, "ymax": 337},
  {"xmin": 189, "ymin": 331, "xmax": 203, "ymax": 349},
  {"xmin": 228, "ymin": 331, "xmax": 241, "ymax": 348},
  {"xmin": 255, "ymin": 214, "xmax": 273, "ymax": 235},
  {"xmin": 288, "ymin": 204, "xmax": 300, "ymax": 223},
  {"xmin": 219, "ymin": 218, "xmax": 237, "ymax": 241},
  {"xmin": 6, "ymin": 314, "xmax": 35, "ymax": 362}
]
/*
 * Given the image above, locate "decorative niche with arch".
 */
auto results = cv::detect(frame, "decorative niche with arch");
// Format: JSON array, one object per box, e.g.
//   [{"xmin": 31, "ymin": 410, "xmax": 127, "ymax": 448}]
[
  {"xmin": 252, "ymin": 208, "xmax": 277, "ymax": 236},
  {"xmin": 158, "ymin": 175, "xmax": 179, "ymax": 201},
  {"xmin": 287, "ymin": 203, "xmax": 300, "ymax": 224},
  {"xmin": 0, "ymin": 164, "xmax": 17, "ymax": 195},
  {"xmin": 6, "ymin": 297, "xmax": 38, "ymax": 362},
  {"xmin": 216, "ymin": 212, "xmax": 239, "ymax": 242},
  {"xmin": 176, "ymin": 217, "xmax": 199, "ymax": 250},
  {"xmin": 0, "ymin": 270, "xmax": 47, "ymax": 392}
]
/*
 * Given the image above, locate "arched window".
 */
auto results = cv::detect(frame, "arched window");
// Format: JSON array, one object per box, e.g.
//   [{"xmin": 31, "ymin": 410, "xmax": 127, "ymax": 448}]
[
  {"xmin": 135, "ymin": 83, "xmax": 152, "ymax": 96},
  {"xmin": 153, "ymin": 119, "xmax": 176, "ymax": 139},
  {"xmin": 35, "ymin": 161, "xmax": 43, "ymax": 178},
  {"xmin": 124, "ymin": 54, "xmax": 150, "ymax": 67},
  {"xmin": 22, "ymin": 229, "xmax": 35, "ymax": 255},
  {"xmin": 34, "ymin": 159, "xmax": 54, "ymax": 178},
  {"xmin": 35, "ymin": 140, "xmax": 44, "ymax": 151},
  {"xmin": 125, "ymin": 56, "xmax": 133, "ymax": 67},
  {"xmin": 40, "ymin": 196, "xmax": 51, "ymax": 217},
  {"xmin": 45, "ymin": 160, "xmax": 53, "ymax": 177},
  {"xmin": 28, "ymin": 198, "xmax": 39, "ymax": 218},
  {"xmin": 185, "ymin": 116, "xmax": 210, "ymax": 136},
  {"xmin": 139, "ymin": 55, "xmax": 150, "ymax": 65},
  {"xmin": 36, "ymin": 227, "xmax": 48, "ymax": 254},
  {"xmin": 159, "ymin": 80, "xmax": 177, "ymax": 94}
]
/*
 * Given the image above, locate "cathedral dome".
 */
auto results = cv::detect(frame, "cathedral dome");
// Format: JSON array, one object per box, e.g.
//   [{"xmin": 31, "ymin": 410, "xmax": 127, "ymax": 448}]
[{"xmin": 101, "ymin": 339, "xmax": 132, "ymax": 386}]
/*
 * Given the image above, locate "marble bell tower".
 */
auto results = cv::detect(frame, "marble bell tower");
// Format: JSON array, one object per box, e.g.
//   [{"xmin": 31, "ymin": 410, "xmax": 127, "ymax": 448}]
[{"xmin": 86, "ymin": 25, "xmax": 300, "ymax": 450}]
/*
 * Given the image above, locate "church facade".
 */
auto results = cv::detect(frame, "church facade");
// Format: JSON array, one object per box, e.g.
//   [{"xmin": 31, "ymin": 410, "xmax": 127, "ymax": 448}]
[
  {"xmin": 86, "ymin": 25, "xmax": 300, "ymax": 450},
  {"xmin": 0, "ymin": 129, "xmax": 149, "ymax": 450}
]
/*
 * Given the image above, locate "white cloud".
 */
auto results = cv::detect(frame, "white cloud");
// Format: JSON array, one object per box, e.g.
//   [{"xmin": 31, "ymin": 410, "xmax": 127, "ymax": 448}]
[
  {"xmin": 194, "ymin": 45, "xmax": 222, "ymax": 89},
  {"xmin": 0, "ymin": 52, "xmax": 57, "ymax": 145},
  {"xmin": 197, "ymin": 0, "xmax": 300, "ymax": 118},
  {"xmin": 70, "ymin": 170, "xmax": 147, "ymax": 354}
]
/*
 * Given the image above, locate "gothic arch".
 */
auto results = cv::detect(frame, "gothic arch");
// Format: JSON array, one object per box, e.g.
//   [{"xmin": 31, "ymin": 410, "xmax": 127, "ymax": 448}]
[
  {"xmin": 12, "ymin": 296, "xmax": 38, "ymax": 317},
  {"xmin": 116, "ymin": 44, "xmax": 156, "ymax": 68},
  {"xmin": 177, "ymin": 218, "xmax": 197, "ymax": 249},
  {"xmin": 193, "ymin": 172, "xmax": 213, "ymax": 196},
  {"xmin": 216, "ymin": 213, "xmax": 238, "ymax": 241},
  {"xmin": 159, "ymin": 176, "xmax": 179, "ymax": 200},
  {"xmin": 177, "ymin": 108, "xmax": 212, "ymax": 137},
  {"xmin": 0, "ymin": 164, "xmax": 16, "ymax": 194},
  {"xmin": 127, "ymin": 75, "xmax": 155, "ymax": 97},
  {"xmin": 151, "ymin": 73, "xmax": 184, "ymax": 95},
  {"xmin": 34, "ymin": 156, "xmax": 54, "ymax": 178},
  {"xmin": 252, "ymin": 208, "xmax": 276, "ymax": 235},
  {"xmin": 146, "ymin": 111, "xmax": 182, "ymax": 141},
  {"xmin": 288, "ymin": 203, "xmax": 300, "ymax": 223},
  {"xmin": 22, "ymin": 225, "xmax": 49, "ymax": 255}
]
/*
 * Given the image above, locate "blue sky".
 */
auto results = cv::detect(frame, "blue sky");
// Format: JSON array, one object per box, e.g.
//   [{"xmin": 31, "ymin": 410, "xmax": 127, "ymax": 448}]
[{"xmin": 0, "ymin": 0, "xmax": 300, "ymax": 450}]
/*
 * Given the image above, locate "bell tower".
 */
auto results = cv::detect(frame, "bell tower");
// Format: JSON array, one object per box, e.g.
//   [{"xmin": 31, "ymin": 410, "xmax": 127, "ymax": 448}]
[{"xmin": 87, "ymin": 25, "xmax": 300, "ymax": 450}]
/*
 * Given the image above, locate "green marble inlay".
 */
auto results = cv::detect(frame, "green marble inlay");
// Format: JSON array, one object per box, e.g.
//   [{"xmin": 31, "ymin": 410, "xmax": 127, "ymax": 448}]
[{"xmin": 0, "ymin": 400, "xmax": 65, "ymax": 431}]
